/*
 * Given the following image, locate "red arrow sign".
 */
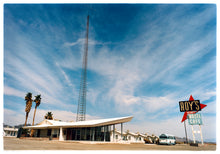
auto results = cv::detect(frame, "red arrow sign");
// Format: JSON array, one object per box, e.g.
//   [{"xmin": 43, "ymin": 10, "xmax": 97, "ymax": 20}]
[{"xmin": 181, "ymin": 95, "xmax": 207, "ymax": 123}]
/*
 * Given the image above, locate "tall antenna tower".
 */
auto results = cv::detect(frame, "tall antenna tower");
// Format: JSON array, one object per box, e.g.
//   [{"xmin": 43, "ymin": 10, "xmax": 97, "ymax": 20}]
[{"xmin": 76, "ymin": 15, "xmax": 89, "ymax": 122}]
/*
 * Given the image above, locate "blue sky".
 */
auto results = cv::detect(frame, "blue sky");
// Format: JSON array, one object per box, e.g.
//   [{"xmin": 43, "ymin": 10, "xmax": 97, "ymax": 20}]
[{"xmin": 3, "ymin": 4, "xmax": 216, "ymax": 141}]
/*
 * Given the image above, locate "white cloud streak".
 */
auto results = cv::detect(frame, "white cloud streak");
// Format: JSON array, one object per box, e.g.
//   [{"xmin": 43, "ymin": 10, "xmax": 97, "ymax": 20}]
[
  {"xmin": 4, "ymin": 86, "xmax": 25, "ymax": 98},
  {"xmin": 3, "ymin": 4, "xmax": 216, "ymax": 141},
  {"xmin": 4, "ymin": 108, "xmax": 101, "ymax": 126},
  {"xmin": 4, "ymin": 35, "xmax": 76, "ymax": 107}
]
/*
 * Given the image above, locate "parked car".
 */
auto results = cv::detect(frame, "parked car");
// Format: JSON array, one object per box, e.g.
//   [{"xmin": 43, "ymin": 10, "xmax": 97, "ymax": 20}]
[{"xmin": 159, "ymin": 134, "xmax": 176, "ymax": 145}]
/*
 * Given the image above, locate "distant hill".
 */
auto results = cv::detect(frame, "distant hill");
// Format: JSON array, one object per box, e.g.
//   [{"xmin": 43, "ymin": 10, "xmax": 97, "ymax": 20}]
[
  {"xmin": 203, "ymin": 138, "xmax": 216, "ymax": 144},
  {"xmin": 175, "ymin": 136, "xmax": 193, "ymax": 143},
  {"xmin": 175, "ymin": 136, "xmax": 216, "ymax": 144}
]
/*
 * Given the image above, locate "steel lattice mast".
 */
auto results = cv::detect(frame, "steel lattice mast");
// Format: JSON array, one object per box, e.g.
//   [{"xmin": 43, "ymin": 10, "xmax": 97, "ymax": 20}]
[{"xmin": 76, "ymin": 15, "xmax": 89, "ymax": 122}]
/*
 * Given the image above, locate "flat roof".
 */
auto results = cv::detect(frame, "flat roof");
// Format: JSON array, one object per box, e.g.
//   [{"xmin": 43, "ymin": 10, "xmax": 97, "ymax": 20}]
[
  {"xmin": 23, "ymin": 116, "xmax": 133, "ymax": 129},
  {"xmin": 4, "ymin": 127, "xmax": 19, "ymax": 131}
]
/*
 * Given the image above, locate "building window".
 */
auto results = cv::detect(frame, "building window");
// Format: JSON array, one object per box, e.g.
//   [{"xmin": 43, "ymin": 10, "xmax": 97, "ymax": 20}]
[
  {"xmin": 47, "ymin": 129, "xmax": 52, "ymax": 136},
  {"xmin": 116, "ymin": 135, "xmax": 118, "ymax": 139},
  {"xmin": 52, "ymin": 129, "xmax": 59, "ymax": 138},
  {"xmin": 53, "ymin": 129, "xmax": 57, "ymax": 134},
  {"xmin": 139, "ymin": 137, "xmax": 142, "ymax": 141},
  {"xmin": 63, "ymin": 130, "xmax": 66, "ymax": 135},
  {"xmin": 128, "ymin": 136, "xmax": 131, "ymax": 140}
]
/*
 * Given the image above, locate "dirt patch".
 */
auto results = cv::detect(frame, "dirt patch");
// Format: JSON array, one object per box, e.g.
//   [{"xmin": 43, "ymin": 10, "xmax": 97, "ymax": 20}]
[{"xmin": 3, "ymin": 137, "xmax": 216, "ymax": 150}]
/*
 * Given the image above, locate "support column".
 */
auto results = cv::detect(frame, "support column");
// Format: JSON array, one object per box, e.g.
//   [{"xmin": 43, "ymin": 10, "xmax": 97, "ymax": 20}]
[
  {"xmin": 59, "ymin": 127, "xmax": 64, "ymax": 141},
  {"xmin": 104, "ymin": 126, "xmax": 106, "ymax": 142},
  {"xmin": 199, "ymin": 125, "xmax": 204, "ymax": 145},
  {"xmin": 92, "ymin": 127, "xmax": 95, "ymax": 141},
  {"xmin": 184, "ymin": 121, "xmax": 188, "ymax": 144},
  {"xmin": 191, "ymin": 125, "xmax": 195, "ymax": 143},
  {"xmin": 121, "ymin": 123, "xmax": 123, "ymax": 141},
  {"xmin": 113, "ymin": 125, "xmax": 115, "ymax": 142}
]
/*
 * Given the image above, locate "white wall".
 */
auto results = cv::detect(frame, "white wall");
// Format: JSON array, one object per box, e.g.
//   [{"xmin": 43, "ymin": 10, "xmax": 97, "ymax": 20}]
[
  {"xmin": 110, "ymin": 131, "xmax": 124, "ymax": 142},
  {"xmin": 110, "ymin": 130, "xmax": 145, "ymax": 143},
  {"xmin": 4, "ymin": 130, "xmax": 17, "ymax": 137},
  {"xmin": 3, "ymin": 128, "xmax": 18, "ymax": 137}
]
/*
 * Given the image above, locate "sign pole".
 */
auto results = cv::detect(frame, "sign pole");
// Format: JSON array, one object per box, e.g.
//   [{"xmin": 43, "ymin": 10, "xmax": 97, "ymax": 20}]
[
  {"xmin": 199, "ymin": 125, "xmax": 204, "ymax": 145},
  {"xmin": 184, "ymin": 120, "xmax": 188, "ymax": 144},
  {"xmin": 191, "ymin": 125, "xmax": 196, "ymax": 143},
  {"xmin": 179, "ymin": 95, "xmax": 207, "ymax": 146}
]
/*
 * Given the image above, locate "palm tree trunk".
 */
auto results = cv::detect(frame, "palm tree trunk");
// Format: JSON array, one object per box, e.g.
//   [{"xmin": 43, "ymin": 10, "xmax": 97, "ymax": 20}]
[
  {"xmin": 32, "ymin": 106, "xmax": 37, "ymax": 126},
  {"xmin": 30, "ymin": 106, "xmax": 37, "ymax": 137},
  {"xmin": 24, "ymin": 112, "xmax": 29, "ymax": 126}
]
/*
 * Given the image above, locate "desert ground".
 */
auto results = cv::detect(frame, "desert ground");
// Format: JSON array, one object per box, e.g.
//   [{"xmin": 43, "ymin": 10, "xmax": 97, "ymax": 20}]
[{"xmin": 3, "ymin": 137, "xmax": 216, "ymax": 150}]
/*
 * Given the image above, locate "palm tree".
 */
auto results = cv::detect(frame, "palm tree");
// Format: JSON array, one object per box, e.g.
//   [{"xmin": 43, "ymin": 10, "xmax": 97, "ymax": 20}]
[
  {"xmin": 44, "ymin": 112, "xmax": 53, "ymax": 120},
  {"xmin": 24, "ymin": 92, "xmax": 33, "ymax": 126},
  {"xmin": 32, "ymin": 95, "xmax": 41, "ymax": 125},
  {"xmin": 30, "ymin": 94, "xmax": 41, "ymax": 137}
]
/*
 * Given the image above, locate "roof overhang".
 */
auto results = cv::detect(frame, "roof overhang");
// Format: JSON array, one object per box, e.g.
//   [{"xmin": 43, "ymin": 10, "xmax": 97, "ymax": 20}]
[{"xmin": 23, "ymin": 116, "xmax": 133, "ymax": 129}]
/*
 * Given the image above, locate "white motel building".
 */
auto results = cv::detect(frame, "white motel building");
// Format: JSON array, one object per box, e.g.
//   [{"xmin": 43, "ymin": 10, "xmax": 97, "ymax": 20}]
[
  {"xmin": 23, "ymin": 116, "xmax": 146, "ymax": 143},
  {"xmin": 3, "ymin": 127, "xmax": 18, "ymax": 137}
]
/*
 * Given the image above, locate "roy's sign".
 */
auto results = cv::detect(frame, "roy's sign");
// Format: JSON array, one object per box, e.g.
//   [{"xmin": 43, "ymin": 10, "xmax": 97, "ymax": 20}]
[{"xmin": 179, "ymin": 100, "xmax": 201, "ymax": 112}]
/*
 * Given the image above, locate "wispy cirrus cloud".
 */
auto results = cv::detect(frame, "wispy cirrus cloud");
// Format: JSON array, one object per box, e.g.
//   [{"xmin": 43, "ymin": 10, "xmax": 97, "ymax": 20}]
[
  {"xmin": 4, "ymin": 86, "xmax": 25, "ymax": 98},
  {"xmin": 79, "ymin": 5, "xmax": 216, "ymax": 122},
  {"xmin": 63, "ymin": 38, "xmax": 112, "ymax": 49},
  {"xmin": 64, "ymin": 38, "xmax": 85, "ymax": 47},
  {"xmin": 4, "ymin": 32, "xmax": 76, "ymax": 109},
  {"xmin": 4, "ymin": 108, "xmax": 100, "ymax": 126},
  {"xmin": 3, "ymin": 4, "xmax": 216, "ymax": 141}
]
